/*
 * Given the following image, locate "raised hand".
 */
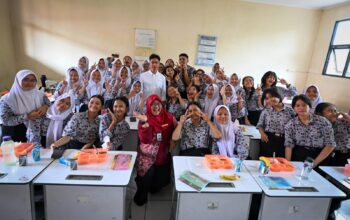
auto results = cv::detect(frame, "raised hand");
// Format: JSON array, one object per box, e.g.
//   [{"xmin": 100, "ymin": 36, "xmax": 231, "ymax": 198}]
[{"xmin": 133, "ymin": 111, "xmax": 147, "ymax": 122}]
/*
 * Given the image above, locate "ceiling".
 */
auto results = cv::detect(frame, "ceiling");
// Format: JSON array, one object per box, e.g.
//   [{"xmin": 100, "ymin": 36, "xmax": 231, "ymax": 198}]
[{"xmin": 241, "ymin": 0, "xmax": 350, "ymax": 9}]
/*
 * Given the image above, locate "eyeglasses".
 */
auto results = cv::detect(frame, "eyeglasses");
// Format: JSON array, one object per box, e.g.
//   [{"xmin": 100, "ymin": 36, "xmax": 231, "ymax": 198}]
[{"xmin": 151, "ymin": 102, "xmax": 162, "ymax": 107}]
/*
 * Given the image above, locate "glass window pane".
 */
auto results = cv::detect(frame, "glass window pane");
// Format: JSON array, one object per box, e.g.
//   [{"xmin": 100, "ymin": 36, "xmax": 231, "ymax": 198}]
[
  {"xmin": 326, "ymin": 49, "xmax": 349, "ymax": 76},
  {"xmin": 333, "ymin": 20, "xmax": 350, "ymax": 45}
]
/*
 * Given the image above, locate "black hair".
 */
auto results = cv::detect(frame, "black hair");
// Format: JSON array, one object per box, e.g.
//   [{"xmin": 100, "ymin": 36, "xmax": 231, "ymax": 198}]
[
  {"xmin": 186, "ymin": 101, "xmax": 202, "ymax": 111},
  {"xmin": 314, "ymin": 102, "xmax": 334, "ymax": 116},
  {"xmin": 261, "ymin": 87, "xmax": 282, "ymax": 106},
  {"xmin": 261, "ymin": 71, "xmax": 277, "ymax": 89},
  {"xmin": 106, "ymin": 96, "xmax": 129, "ymax": 117},
  {"xmin": 89, "ymin": 95, "xmax": 104, "ymax": 115},
  {"xmin": 242, "ymin": 76, "xmax": 255, "ymax": 100},
  {"xmin": 291, "ymin": 95, "xmax": 312, "ymax": 109},
  {"xmin": 123, "ymin": 55, "xmax": 132, "ymax": 60},
  {"xmin": 189, "ymin": 84, "xmax": 201, "ymax": 93},
  {"xmin": 179, "ymin": 53, "xmax": 189, "ymax": 59},
  {"xmin": 149, "ymin": 53, "xmax": 161, "ymax": 61},
  {"xmin": 195, "ymin": 69, "xmax": 205, "ymax": 75}
]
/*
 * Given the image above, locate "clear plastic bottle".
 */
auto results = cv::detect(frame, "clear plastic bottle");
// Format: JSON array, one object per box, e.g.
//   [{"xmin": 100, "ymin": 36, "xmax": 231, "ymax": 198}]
[{"xmin": 1, "ymin": 136, "xmax": 17, "ymax": 166}]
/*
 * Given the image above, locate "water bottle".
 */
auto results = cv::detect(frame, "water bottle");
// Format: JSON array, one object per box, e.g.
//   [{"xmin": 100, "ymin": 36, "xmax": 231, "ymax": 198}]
[
  {"xmin": 300, "ymin": 157, "xmax": 314, "ymax": 180},
  {"xmin": 32, "ymin": 146, "xmax": 41, "ymax": 162},
  {"xmin": 1, "ymin": 136, "xmax": 17, "ymax": 166}
]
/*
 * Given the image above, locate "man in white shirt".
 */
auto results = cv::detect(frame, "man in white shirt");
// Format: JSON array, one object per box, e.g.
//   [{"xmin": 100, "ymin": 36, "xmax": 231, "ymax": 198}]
[{"xmin": 140, "ymin": 54, "xmax": 166, "ymax": 101}]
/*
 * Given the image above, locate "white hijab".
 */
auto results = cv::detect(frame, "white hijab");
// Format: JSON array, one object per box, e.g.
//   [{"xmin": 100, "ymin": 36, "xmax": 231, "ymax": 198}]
[
  {"xmin": 86, "ymin": 69, "xmax": 105, "ymax": 98},
  {"xmin": 213, "ymin": 105, "xmax": 236, "ymax": 157},
  {"xmin": 225, "ymin": 84, "xmax": 238, "ymax": 104},
  {"xmin": 128, "ymin": 80, "xmax": 143, "ymax": 116},
  {"xmin": 97, "ymin": 58, "xmax": 110, "ymax": 79},
  {"xmin": 77, "ymin": 56, "xmax": 89, "ymax": 74},
  {"xmin": 204, "ymin": 84, "xmax": 220, "ymax": 118},
  {"xmin": 46, "ymin": 93, "xmax": 74, "ymax": 148},
  {"xmin": 117, "ymin": 66, "xmax": 132, "ymax": 89},
  {"xmin": 6, "ymin": 70, "xmax": 44, "ymax": 115},
  {"xmin": 63, "ymin": 67, "xmax": 83, "ymax": 94},
  {"xmin": 303, "ymin": 84, "xmax": 323, "ymax": 113}
]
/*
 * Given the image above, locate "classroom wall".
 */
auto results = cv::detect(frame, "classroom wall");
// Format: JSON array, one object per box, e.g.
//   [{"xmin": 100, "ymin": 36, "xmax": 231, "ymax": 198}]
[
  {"xmin": 306, "ymin": 3, "xmax": 350, "ymax": 111},
  {"xmin": 0, "ymin": 0, "xmax": 16, "ymax": 90},
  {"xmin": 5, "ymin": 0, "xmax": 321, "ymax": 91}
]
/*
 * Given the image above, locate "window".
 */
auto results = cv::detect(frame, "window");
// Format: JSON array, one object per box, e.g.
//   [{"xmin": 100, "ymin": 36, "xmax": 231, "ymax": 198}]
[{"xmin": 323, "ymin": 19, "xmax": 350, "ymax": 78}]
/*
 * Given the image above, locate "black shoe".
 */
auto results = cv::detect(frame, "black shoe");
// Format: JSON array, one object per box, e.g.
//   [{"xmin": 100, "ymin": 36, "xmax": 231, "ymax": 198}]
[{"xmin": 133, "ymin": 191, "xmax": 147, "ymax": 206}]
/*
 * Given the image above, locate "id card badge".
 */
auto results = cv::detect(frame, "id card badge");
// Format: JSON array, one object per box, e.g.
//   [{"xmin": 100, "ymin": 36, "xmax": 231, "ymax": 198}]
[{"xmin": 156, "ymin": 132, "xmax": 162, "ymax": 142}]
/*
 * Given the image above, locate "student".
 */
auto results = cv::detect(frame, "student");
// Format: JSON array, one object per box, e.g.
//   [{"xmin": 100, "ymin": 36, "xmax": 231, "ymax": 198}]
[
  {"xmin": 204, "ymin": 84, "xmax": 220, "ymax": 119},
  {"xmin": 158, "ymin": 62, "xmax": 165, "ymax": 75},
  {"xmin": 127, "ymin": 80, "xmax": 145, "ymax": 116},
  {"xmin": 114, "ymin": 66, "xmax": 132, "ymax": 97},
  {"xmin": 97, "ymin": 58, "xmax": 112, "ymax": 81},
  {"xmin": 142, "ymin": 60, "xmax": 150, "ymax": 73},
  {"xmin": 166, "ymin": 85, "xmax": 187, "ymax": 121},
  {"xmin": 220, "ymin": 84, "xmax": 245, "ymax": 122},
  {"xmin": 315, "ymin": 103, "xmax": 350, "ymax": 166},
  {"xmin": 111, "ymin": 58, "xmax": 122, "ymax": 79},
  {"xmin": 212, "ymin": 105, "xmax": 249, "ymax": 159},
  {"xmin": 257, "ymin": 88, "xmax": 295, "ymax": 157},
  {"xmin": 54, "ymin": 67, "xmax": 84, "ymax": 99},
  {"xmin": 230, "ymin": 73, "xmax": 244, "ymax": 95},
  {"xmin": 131, "ymin": 61, "xmax": 141, "ymax": 82},
  {"xmin": 140, "ymin": 54, "xmax": 166, "ymax": 101},
  {"xmin": 186, "ymin": 85, "xmax": 204, "ymax": 108},
  {"xmin": 77, "ymin": 56, "xmax": 89, "ymax": 78},
  {"xmin": 27, "ymin": 93, "xmax": 74, "ymax": 148},
  {"xmin": 303, "ymin": 84, "xmax": 323, "ymax": 113},
  {"xmin": 242, "ymin": 76, "xmax": 263, "ymax": 126},
  {"xmin": 210, "ymin": 62, "xmax": 220, "ymax": 79},
  {"xmin": 176, "ymin": 53, "xmax": 196, "ymax": 86},
  {"xmin": 165, "ymin": 58, "xmax": 175, "ymax": 68},
  {"xmin": 84, "ymin": 69, "xmax": 105, "ymax": 99},
  {"xmin": 0, "ymin": 70, "xmax": 50, "ymax": 142},
  {"xmin": 172, "ymin": 102, "xmax": 222, "ymax": 156},
  {"xmin": 203, "ymin": 72, "xmax": 214, "ymax": 88},
  {"xmin": 260, "ymin": 71, "xmax": 297, "ymax": 99},
  {"xmin": 285, "ymin": 96, "xmax": 335, "ymax": 167},
  {"xmin": 215, "ymin": 69, "xmax": 228, "ymax": 89},
  {"xmin": 188, "ymin": 69, "xmax": 206, "ymax": 99},
  {"xmin": 99, "ymin": 97, "xmax": 130, "ymax": 150},
  {"xmin": 164, "ymin": 65, "xmax": 185, "ymax": 94},
  {"xmin": 123, "ymin": 55, "xmax": 132, "ymax": 68},
  {"xmin": 50, "ymin": 95, "xmax": 103, "ymax": 150},
  {"xmin": 133, "ymin": 95, "xmax": 176, "ymax": 206}
]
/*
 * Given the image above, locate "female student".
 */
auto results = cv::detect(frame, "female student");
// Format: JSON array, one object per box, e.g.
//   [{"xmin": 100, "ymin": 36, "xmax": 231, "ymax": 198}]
[
  {"xmin": 97, "ymin": 58, "xmax": 111, "ymax": 81},
  {"xmin": 113, "ymin": 66, "xmax": 132, "ymax": 97},
  {"xmin": 127, "ymin": 80, "xmax": 145, "ymax": 115},
  {"xmin": 315, "ymin": 103, "xmax": 350, "ymax": 166},
  {"xmin": 0, "ymin": 70, "xmax": 50, "ymax": 142},
  {"xmin": 172, "ymin": 102, "xmax": 222, "ymax": 156},
  {"xmin": 77, "ymin": 56, "xmax": 89, "ymax": 78},
  {"xmin": 204, "ymin": 84, "xmax": 220, "ymax": 119},
  {"xmin": 54, "ymin": 67, "xmax": 84, "ymax": 99},
  {"xmin": 164, "ymin": 65, "xmax": 185, "ymax": 94},
  {"xmin": 257, "ymin": 88, "xmax": 295, "ymax": 157},
  {"xmin": 99, "ymin": 97, "xmax": 130, "ymax": 150},
  {"xmin": 50, "ymin": 95, "xmax": 103, "ymax": 150},
  {"xmin": 220, "ymin": 84, "xmax": 245, "ymax": 122},
  {"xmin": 27, "ymin": 93, "xmax": 74, "ymax": 148},
  {"xmin": 186, "ymin": 85, "xmax": 203, "ymax": 107},
  {"xmin": 166, "ymin": 85, "xmax": 187, "ymax": 121},
  {"xmin": 230, "ymin": 73, "xmax": 244, "ymax": 95},
  {"xmin": 212, "ymin": 105, "xmax": 249, "ymax": 159},
  {"xmin": 111, "ymin": 58, "xmax": 122, "ymax": 79},
  {"xmin": 242, "ymin": 76, "xmax": 263, "ymax": 126},
  {"xmin": 285, "ymin": 96, "xmax": 336, "ymax": 167},
  {"xmin": 131, "ymin": 61, "xmax": 141, "ymax": 82},
  {"xmin": 188, "ymin": 69, "xmax": 206, "ymax": 99},
  {"xmin": 133, "ymin": 95, "xmax": 176, "ymax": 206},
  {"xmin": 303, "ymin": 84, "xmax": 323, "ymax": 113},
  {"xmin": 260, "ymin": 71, "xmax": 297, "ymax": 99}
]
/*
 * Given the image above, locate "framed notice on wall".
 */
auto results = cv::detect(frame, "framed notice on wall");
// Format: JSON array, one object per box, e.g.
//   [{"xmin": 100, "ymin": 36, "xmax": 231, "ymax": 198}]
[
  {"xmin": 196, "ymin": 35, "xmax": 217, "ymax": 66},
  {"xmin": 135, "ymin": 29, "xmax": 156, "ymax": 49}
]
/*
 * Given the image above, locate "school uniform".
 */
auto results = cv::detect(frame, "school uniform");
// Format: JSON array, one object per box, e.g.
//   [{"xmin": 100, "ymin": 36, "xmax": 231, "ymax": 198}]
[
  {"xmin": 166, "ymin": 99, "xmax": 187, "ymax": 121},
  {"xmin": 62, "ymin": 111, "xmax": 100, "ymax": 149},
  {"xmin": 243, "ymin": 89, "xmax": 263, "ymax": 126},
  {"xmin": 284, "ymin": 114, "xmax": 336, "ymax": 165},
  {"xmin": 329, "ymin": 119, "xmax": 350, "ymax": 166},
  {"xmin": 179, "ymin": 119, "xmax": 212, "ymax": 156},
  {"xmin": 99, "ymin": 114, "xmax": 130, "ymax": 150},
  {"xmin": 0, "ymin": 70, "xmax": 50, "ymax": 142},
  {"xmin": 256, "ymin": 105, "xmax": 295, "ymax": 157}
]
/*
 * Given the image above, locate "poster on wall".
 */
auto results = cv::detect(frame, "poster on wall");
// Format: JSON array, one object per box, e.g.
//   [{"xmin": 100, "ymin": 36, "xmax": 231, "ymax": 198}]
[
  {"xmin": 135, "ymin": 29, "xmax": 156, "ymax": 49},
  {"xmin": 196, "ymin": 35, "xmax": 217, "ymax": 66}
]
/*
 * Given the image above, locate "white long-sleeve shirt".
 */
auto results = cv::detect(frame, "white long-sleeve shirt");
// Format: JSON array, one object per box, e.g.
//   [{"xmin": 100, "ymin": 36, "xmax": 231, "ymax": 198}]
[{"xmin": 140, "ymin": 70, "xmax": 166, "ymax": 101}]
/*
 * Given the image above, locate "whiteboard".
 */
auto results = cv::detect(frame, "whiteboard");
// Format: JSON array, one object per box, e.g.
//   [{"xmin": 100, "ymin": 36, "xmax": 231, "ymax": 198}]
[{"xmin": 135, "ymin": 29, "xmax": 156, "ymax": 49}]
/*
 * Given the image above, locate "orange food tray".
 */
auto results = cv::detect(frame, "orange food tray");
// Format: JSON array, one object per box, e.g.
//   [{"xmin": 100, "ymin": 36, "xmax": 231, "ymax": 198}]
[
  {"xmin": 77, "ymin": 149, "xmax": 108, "ymax": 165},
  {"xmin": 15, "ymin": 142, "xmax": 34, "ymax": 157},
  {"xmin": 204, "ymin": 155, "xmax": 233, "ymax": 169},
  {"xmin": 268, "ymin": 157, "xmax": 295, "ymax": 172}
]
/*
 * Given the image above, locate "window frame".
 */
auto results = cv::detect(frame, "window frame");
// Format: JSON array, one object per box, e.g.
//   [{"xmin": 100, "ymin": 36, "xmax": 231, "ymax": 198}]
[{"xmin": 322, "ymin": 18, "xmax": 350, "ymax": 79}]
